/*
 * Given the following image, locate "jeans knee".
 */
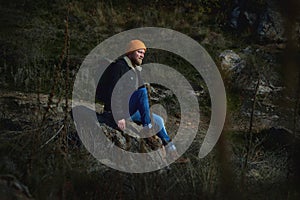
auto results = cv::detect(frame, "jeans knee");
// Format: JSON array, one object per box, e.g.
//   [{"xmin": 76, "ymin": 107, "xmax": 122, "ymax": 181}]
[{"xmin": 153, "ymin": 114, "xmax": 164, "ymax": 128}]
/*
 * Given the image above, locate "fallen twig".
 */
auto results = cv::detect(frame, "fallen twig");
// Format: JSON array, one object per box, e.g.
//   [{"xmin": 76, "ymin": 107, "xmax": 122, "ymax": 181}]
[{"xmin": 40, "ymin": 125, "xmax": 64, "ymax": 149}]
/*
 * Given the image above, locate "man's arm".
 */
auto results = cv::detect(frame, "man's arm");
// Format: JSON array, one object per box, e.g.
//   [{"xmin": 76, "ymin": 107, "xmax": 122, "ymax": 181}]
[{"xmin": 110, "ymin": 61, "xmax": 131, "ymax": 129}]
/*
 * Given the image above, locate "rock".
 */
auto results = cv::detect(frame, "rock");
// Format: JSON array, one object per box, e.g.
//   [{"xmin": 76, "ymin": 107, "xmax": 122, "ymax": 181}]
[
  {"xmin": 71, "ymin": 106, "xmax": 163, "ymax": 153},
  {"xmin": 219, "ymin": 50, "xmax": 246, "ymax": 74},
  {"xmin": 201, "ymin": 31, "xmax": 226, "ymax": 48},
  {"xmin": 99, "ymin": 112, "xmax": 163, "ymax": 152},
  {"xmin": 220, "ymin": 49, "xmax": 282, "ymax": 95},
  {"xmin": 242, "ymin": 46, "xmax": 253, "ymax": 54},
  {"xmin": 229, "ymin": 0, "xmax": 286, "ymax": 43},
  {"xmin": 257, "ymin": 7, "xmax": 285, "ymax": 43},
  {"xmin": 246, "ymin": 80, "xmax": 283, "ymax": 95},
  {"xmin": 149, "ymin": 86, "xmax": 174, "ymax": 103},
  {"xmin": 258, "ymin": 84, "xmax": 272, "ymax": 94},
  {"xmin": 229, "ymin": 0, "xmax": 261, "ymax": 30}
]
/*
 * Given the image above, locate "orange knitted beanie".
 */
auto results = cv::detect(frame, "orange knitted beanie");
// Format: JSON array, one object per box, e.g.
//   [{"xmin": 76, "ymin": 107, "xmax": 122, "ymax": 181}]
[{"xmin": 126, "ymin": 40, "xmax": 147, "ymax": 54}]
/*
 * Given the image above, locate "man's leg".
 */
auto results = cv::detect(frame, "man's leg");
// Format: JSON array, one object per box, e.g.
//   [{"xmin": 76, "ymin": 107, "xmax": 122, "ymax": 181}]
[
  {"xmin": 151, "ymin": 113, "xmax": 171, "ymax": 145},
  {"xmin": 129, "ymin": 88, "xmax": 189, "ymax": 163},
  {"xmin": 129, "ymin": 88, "xmax": 171, "ymax": 144},
  {"xmin": 130, "ymin": 111, "xmax": 171, "ymax": 145},
  {"xmin": 129, "ymin": 87, "xmax": 151, "ymax": 127}
]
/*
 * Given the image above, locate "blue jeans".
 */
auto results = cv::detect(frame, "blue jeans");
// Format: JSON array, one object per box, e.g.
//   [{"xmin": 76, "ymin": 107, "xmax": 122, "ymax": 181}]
[{"xmin": 129, "ymin": 87, "xmax": 171, "ymax": 145}]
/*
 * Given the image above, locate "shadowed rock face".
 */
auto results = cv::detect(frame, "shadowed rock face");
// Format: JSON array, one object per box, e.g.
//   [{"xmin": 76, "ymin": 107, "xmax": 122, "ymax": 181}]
[
  {"xmin": 0, "ymin": 86, "xmax": 179, "ymax": 153},
  {"xmin": 71, "ymin": 105, "xmax": 163, "ymax": 153},
  {"xmin": 229, "ymin": 0, "xmax": 286, "ymax": 43},
  {"xmin": 0, "ymin": 90, "xmax": 159, "ymax": 151}
]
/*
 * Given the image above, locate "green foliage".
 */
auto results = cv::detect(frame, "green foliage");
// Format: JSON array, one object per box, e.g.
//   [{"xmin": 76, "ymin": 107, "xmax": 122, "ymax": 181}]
[{"xmin": 1, "ymin": 0, "xmax": 238, "ymax": 93}]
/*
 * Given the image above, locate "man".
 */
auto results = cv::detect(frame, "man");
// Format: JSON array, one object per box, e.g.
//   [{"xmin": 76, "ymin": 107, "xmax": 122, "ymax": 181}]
[{"xmin": 96, "ymin": 39, "xmax": 188, "ymax": 163}]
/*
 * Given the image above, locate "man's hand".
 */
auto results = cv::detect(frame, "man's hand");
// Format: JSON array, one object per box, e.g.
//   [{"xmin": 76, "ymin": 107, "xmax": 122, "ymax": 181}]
[{"xmin": 117, "ymin": 119, "xmax": 126, "ymax": 130}]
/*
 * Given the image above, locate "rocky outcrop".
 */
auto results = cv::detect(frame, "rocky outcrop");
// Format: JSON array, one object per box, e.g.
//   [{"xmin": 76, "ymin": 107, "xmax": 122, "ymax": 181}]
[
  {"xmin": 256, "ymin": 5, "xmax": 285, "ymax": 43},
  {"xmin": 219, "ymin": 49, "xmax": 282, "ymax": 93},
  {"xmin": 219, "ymin": 48, "xmax": 286, "ymax": 130},
  {"xmin": 230, "ymin": 0, "xmax": 286, "ymax": 43},
  {"xmin": 220, "ymin": 49, "xmax": 246, "ymax": 75},
  {"xmin": 71, "ymin": 105, "xmax": 163, "ymax": 153}
]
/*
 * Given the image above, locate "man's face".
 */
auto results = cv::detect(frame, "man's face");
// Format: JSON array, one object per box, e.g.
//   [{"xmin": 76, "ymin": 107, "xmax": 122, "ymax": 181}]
[{"xmin": 129, "ymin": 49, "xmax": 145, "ymax": 66}]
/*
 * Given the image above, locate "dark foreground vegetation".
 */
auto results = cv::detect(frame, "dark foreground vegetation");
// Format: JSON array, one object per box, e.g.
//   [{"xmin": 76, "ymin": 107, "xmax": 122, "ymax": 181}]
[{"xmin": 1, "ymin": 0, "xmax": 300, "ymax": 199}]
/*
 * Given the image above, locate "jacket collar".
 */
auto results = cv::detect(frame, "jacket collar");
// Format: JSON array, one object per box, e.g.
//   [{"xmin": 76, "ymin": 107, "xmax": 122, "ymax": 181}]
[{"xmin": 123, "ymin": 56, "xmax": 142, "ymax": 72}]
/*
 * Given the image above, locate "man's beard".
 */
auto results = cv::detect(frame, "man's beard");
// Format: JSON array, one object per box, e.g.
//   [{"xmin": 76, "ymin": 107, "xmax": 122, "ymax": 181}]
[{"xmin": 134, "ymin": 58, "xmax": 142, "ymax": 66}]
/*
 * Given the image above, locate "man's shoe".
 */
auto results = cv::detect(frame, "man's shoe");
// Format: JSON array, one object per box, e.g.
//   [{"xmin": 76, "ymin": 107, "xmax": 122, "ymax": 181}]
[
  {"xmin": 167, "ymin": 150, "xmax": 190, "ymax": 164},
  {"xmin": 174, "ymin": 156, "xmax": 190, "ymax": 164},
  {"xmin": 165, "ymin": 143, "xmax": 190, "ymax": 164}
]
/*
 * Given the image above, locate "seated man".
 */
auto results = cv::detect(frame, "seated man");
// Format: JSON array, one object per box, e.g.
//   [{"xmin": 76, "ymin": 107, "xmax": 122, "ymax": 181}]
[{"xmin": 96, "ymin": 39, "xmax": 188, "ymax": 163}]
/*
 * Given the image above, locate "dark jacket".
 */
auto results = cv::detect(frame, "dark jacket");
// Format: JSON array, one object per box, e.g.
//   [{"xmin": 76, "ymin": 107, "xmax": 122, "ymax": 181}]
[{"xmin": 96, "ymin": 56, "xmax": 143, "ymax": 120}]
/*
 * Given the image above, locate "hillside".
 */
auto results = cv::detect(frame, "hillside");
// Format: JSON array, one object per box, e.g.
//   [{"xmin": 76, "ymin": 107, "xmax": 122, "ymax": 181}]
[{"xmin": 1, "ymin": 0, "xmax": 300, "ymax": 199}]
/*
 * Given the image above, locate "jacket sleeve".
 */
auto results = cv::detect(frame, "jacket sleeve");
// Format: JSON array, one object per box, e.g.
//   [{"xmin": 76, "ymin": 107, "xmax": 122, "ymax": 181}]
[
  {"xmin": 96, "ymin": 60, "xmax": 126, "ymax": 111},
  {"xmin": 110, "ymin": 62, "xmax": 132, "ymax": 121}
]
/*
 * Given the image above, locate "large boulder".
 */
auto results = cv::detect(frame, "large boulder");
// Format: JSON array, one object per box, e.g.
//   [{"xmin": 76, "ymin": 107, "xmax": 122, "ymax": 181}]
[
  {"xmin": 257, "ymin": 6, "xmax": 285, "ymax": 43},
  {"xmin": 229, "ymin": 0, "xmax": 286, "ymax": 43},
  {"xmin": 219, "ymin": 49, "xmax": 245, "ymax": 74},
  {"xmin": 71, "ymin": 105, "xmax": 163, "ymax": 153}
]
